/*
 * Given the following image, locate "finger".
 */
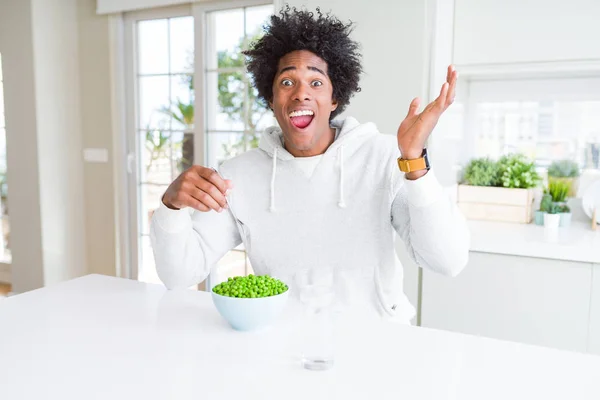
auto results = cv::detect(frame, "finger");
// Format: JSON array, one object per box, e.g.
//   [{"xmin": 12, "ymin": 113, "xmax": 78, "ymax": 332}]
[
  {"xmin": 435, "ymin": 82, "xmax": 449, "ymax": 112},
  {"xmin": 446, "ymin": 65, "xmax": 453, "ymax": 84},
  {"xmin": 406, "ymin": 97, "xmax": 421, "ymax": 118},
  {"xmin": 196, "ymin": 167, "xmax": 232, "ymax": 195},
  {"xmin": 180, "ymin": 193, "xmax": 211, "ymax": 212},
  {"xmin": 188, "ymin": 185, "xmax": 223, "ymax": 212},
  {"xmin": 194, "ymin": 178, "xmax": 229, "ymax": 209},
  {"xmin": 446, "ymin": 68, "xmax": 458, "ymax": 108}
]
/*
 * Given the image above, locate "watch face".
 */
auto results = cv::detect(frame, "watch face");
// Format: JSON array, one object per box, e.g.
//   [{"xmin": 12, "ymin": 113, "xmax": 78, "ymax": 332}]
[{"xmin": 422, "ymin": 148, "xmax": 431, "ymax": 170}]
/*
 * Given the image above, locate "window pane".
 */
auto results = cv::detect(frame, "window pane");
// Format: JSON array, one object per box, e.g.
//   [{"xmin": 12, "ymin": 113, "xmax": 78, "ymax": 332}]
[
  {"xmin": 170, "ymin": 74, "xmax": 194, "ymax": 131},
  {"xmin": 206, "ymin": 9, "xmax": 244, "ymax": 70},
  {"xmin": 139, "ymin": 76, "xmax": 170, "ymax": 129},
  {"xmin": 170, "ymin": 16, "xmax": 194, "ymax": 74},
  {"xmin": 215, "ymin": 8, "xmax": 244, "ymax": 54},
  {"xmin": 140, "ymin": 130, "xmax": 189, "ymax": 184},
  {"xmin": 474, "ymin": 101, "xmax": 600, "ymax": 168},
  {"xmin": 138, "ymin": 19, "xmax": 169, "ymax": 75},
  {"xmin": 245, "ymin": 5, "xmax": 274, "ymax": 40},
  {"xmin": 206, "ymin": 71, "xmax": 246, "ymax": 131}
]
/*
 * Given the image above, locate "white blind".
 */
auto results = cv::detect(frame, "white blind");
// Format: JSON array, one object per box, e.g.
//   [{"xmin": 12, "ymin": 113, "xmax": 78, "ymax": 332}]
[{"xmin": 96, "ymin": 0, "xmax": 191, "ymax": 14}]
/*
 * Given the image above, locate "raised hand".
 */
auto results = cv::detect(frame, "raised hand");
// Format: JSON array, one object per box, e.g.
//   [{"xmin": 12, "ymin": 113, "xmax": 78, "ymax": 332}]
[
  {"xmin": 162, "ymin": 166, "xmax": 233, "ymax": 212},
  {"xmin": 397, "ymin": 65, "xmax": 458, "ymax": 163}
]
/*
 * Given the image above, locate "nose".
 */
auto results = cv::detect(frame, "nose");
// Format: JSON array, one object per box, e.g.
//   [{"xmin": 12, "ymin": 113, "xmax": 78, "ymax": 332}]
[{"xmin": 292, "ymin": 81, "xmax": 311, "ymax": 102}]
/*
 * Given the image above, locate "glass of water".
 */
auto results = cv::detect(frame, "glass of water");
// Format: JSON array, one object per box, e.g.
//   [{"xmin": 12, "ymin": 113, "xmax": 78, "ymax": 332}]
[{"xmin": 294, "ymin": 267, "xmax": 336, "ymax": 371}]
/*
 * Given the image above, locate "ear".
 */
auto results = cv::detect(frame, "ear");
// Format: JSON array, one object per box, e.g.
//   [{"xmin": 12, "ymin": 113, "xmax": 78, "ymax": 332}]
[
  {"xmin": 331, "ymin": 99, "xmax": 338, "ymax": 112},
  {"xmin": 268, "ymin": 99, "xmax": 274, "ymax": 111}
]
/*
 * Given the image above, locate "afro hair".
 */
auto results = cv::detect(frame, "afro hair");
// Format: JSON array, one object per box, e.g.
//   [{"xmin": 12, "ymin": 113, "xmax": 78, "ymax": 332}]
[{"xmin": 243, "ymin": 6, "xmax": 362, "ymax": 120}]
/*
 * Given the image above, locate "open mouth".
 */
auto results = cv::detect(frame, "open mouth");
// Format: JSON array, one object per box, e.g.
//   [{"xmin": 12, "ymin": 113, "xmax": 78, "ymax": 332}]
[{"xmin": 289, "ymin": 109, "xmax": 314, "ymax": 129}]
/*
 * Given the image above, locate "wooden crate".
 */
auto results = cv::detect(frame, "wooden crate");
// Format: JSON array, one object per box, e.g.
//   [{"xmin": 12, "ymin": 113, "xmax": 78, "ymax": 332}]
[{"xmin": 457, "ymin": 185, "xmax": 535, "ymax": 223}]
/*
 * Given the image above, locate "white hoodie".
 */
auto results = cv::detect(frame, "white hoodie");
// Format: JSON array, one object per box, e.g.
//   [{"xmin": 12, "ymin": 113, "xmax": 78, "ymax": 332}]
[{"xmin": 150, "ymin": 117, "xmax": 470, "ymax": 323}]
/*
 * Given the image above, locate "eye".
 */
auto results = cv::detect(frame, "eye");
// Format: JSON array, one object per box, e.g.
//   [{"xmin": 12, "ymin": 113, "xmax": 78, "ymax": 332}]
[
  {"xmin": 281, "ymin": 79, "xmax": 293, "ymax": 87},
  {"xmin": 311, "ymin": 80, "xmax": 323, "ymax": 87}
]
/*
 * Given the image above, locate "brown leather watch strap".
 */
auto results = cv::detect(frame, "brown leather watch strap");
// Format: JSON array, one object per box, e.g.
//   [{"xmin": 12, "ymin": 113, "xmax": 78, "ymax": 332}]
[{"xmin": 397, "ymin": 149, "xmax": 430, "ymax": 173}]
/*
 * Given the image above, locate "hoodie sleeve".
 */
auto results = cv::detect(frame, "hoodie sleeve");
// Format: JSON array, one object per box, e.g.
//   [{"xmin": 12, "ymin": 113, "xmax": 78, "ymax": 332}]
[
  {"xmin": 390, "ymin": 168, "xmax": 470, "ymax": 277},
  {"xmin": 150, "ymin": 200, "xmax": 242, "ymax": 289}
]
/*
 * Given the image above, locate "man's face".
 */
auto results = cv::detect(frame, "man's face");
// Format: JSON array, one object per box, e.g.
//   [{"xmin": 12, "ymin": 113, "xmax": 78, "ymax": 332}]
[{"xmin": 270, "ymin": 50, "xmax": 338, "ymax": 157}]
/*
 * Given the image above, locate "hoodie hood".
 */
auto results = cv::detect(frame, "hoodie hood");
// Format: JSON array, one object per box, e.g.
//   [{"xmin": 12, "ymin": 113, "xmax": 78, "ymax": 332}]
[
  {"xmin": 257, "ymin": 117, "xmax": 381, "ymax": 212},
  {"xmin": 258, "ymin": 116, "xmax": 379, "ymax": 159}
]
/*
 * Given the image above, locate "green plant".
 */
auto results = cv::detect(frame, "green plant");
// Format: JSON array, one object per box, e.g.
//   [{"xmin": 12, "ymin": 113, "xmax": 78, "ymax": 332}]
[
  {"xmin": 547, "ymin": 202, "xmax": 561, "ymax": 215},
  {"xmin": 547, "ymin": 160, "xmax": 580, "ymax": 178},
  {"xmin": 539, "ymin": 193, "xmax": 553, "ymax": 212},
  {"xmin": 558, "ymin": 204, "xmax": 571, "ymax": 213},
  {"xmin": 160, "ymin": 99, "xmax": 194, "ymax": 127},
  {"xmin": 496, "ymin": 154, "xmax": 541, "ymax": 189},
  {"xmin": 462, "ymin": 158, "xmax": 499, "ymax": 186},
  {"xmin": 548, "ymin": 180, "xmax": 570, "ymax": 203}
]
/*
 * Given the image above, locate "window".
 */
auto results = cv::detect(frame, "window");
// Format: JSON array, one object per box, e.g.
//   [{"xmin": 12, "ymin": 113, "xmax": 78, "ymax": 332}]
[
  {"xmin": 131, "ymin": 13, "xmax": 195, "ymax": 284},
  {"xmin": 0, "ymin": 53, "xmax": 10, "ymax": 263},
  {"xmin": 126, "ymin": 3, "xmax": 275, "ymax": 287},
  {"xmin": 457, "ymin": 77, "xmax": 600, "ymax": 170},
  {"xmin": 204, "ymin": 4, "xmax": 276, "ymax": 168}
]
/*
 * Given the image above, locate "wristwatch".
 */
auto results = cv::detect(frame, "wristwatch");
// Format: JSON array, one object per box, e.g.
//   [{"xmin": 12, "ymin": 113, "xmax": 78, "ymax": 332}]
[{"xmin": 397, "ymin": 149, "xmax": 430, "ymax": 173}]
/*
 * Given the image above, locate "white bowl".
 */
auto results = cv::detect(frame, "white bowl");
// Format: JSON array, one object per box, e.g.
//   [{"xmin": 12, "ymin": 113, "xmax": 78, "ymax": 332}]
[{"xmin": 211, "ymin": 289, "xmax": 289, "ymax": 331}]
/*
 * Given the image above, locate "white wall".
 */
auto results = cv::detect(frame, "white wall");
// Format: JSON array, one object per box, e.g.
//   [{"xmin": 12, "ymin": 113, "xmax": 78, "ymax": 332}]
[
  {"xmin": 78, "ymin": 0, "xmax": 119, "ymax": 279},
  {"xmin": 0, "ymin": 0, "xmax": 87, "ymax": 291},
  {"xmin": 0, "ymin": 0, "xmax": 45, "ymax": 292},
  {"xmin": 453, "ymin": 0, "xmax": 600, "ymax": 65},
  {"xmin": 31, "ymin": 0, "xmax": 87, "ymax": 286},
  {"xmin": 286, "ymin": 0, "xmax": 433, "ymax": 135}
]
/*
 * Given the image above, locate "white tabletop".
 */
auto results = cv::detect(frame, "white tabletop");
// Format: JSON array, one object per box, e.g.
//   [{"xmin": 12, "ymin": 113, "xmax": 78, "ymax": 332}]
[{"xmin": 1, "ymin": 274, "xmax": 600, "ymax": 400}]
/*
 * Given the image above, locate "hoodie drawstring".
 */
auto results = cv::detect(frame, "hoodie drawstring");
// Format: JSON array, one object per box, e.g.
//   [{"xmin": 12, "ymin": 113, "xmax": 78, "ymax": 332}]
[
  {"xmin": 270, "ymin": 147, "xmax": 278, "ymax": 212},
  {"xmin": 338, "ymin": 146, "xmax": 346, "ymax": 208}
]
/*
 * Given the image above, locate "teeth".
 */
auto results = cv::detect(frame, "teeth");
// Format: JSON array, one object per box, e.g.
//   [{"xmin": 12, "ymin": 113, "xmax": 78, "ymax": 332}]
[{"xmin": 289, "ymin": 110, "xmax": 314, "ymax": 117}]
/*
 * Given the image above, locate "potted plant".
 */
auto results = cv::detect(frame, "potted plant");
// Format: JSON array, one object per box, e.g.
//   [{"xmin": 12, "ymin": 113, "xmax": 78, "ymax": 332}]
[
  {"xmin": 534, "ymin": 193, "xmax": 552, "ymax": 226},
  {"xmin": 458, "ymin": 154, "xmax": 541, "ymax": 223},
  {"xmin": 547, "ymin": 160, "xmax": 580, "ymax": 197},
  {"xmin": 462, "ymin": 157, "xmax": 498, "ymax": 187},
  {"xmin": 558, "ymin": 203, "xmax": 572, "ymax": 227},
  {"xmin": 548, "ymin": 179, "xmax": 571, "ymax": 227},
  {"xmin": 543, "ymin": 202, "xmax": 561, "ymax": 229}
]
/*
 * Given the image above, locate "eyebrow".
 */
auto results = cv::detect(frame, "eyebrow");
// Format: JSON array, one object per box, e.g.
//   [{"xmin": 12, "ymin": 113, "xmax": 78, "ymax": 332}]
[{"xmin": 278, "ymin": 65, "xmax": 326, "ymax": 77}]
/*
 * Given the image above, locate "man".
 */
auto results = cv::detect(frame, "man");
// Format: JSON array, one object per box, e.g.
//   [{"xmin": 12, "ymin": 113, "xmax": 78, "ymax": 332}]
[{"xmin": 150, "ymin": 7, "xmax": 470, "ymax": 323}]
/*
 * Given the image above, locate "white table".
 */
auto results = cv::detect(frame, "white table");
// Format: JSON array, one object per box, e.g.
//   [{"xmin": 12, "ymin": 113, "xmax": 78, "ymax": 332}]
[{"xmin": 1, "ymin": 275, "xmax": 600, "ymax": 399}]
